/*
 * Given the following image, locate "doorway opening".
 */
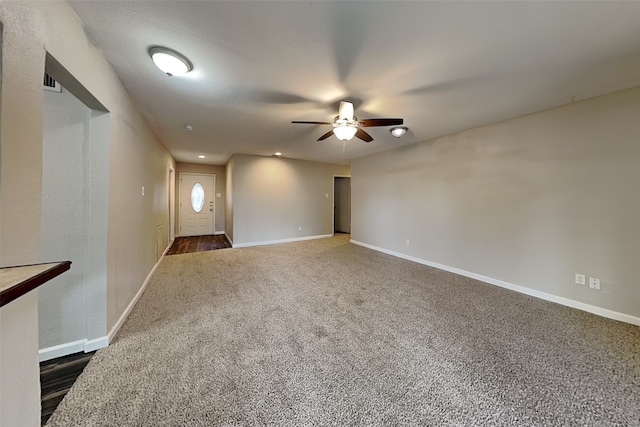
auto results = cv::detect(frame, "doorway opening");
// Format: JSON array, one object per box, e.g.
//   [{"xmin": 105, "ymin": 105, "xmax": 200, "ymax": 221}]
[
  {"xmin": 40, "ymin": 53, "xmax": 110, "ymax": 361},
  {"xmin": 334, "ymin": 176, "xmax": 351, "ymax": 234},
  {"xmin": 169, "ymin": 166, "xmax": 175, "ymax": 242}
]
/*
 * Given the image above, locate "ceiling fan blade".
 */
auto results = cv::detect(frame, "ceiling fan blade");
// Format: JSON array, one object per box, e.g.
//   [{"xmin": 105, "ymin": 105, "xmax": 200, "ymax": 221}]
[
  {"xmin": 292, "ymin": 121, "xmax": 332, "ymax": 125},
  {"xmin": 317, "ymin": 130, "xmax": 335, "ymax": 141},
  {"xmin": 355, "ymin": 128, "xmax": 373, "ymax": 142},
  {"xmin": 338, "ymin": 101, "xmax": 354, "ymax": 121},
  {"xmin": 359, "ymin": 118, "xmax": 404, "ymax": 127}
]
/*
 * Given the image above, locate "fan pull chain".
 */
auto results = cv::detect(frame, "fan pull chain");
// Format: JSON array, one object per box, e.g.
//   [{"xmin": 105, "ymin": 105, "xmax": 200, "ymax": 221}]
[{"xmin": 343, "ymin": 140, "xmax": 347, "ymax": 165}]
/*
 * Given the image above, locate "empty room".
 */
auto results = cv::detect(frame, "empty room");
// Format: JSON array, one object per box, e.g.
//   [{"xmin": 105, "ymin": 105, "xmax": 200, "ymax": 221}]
[{"xmin": 1, "ymin": 1, "xmax": 639, "ymax": 426}]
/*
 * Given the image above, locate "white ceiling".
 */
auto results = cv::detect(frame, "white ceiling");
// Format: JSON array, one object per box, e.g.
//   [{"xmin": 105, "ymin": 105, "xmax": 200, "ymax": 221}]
[{"xmin": 69, "ymin": 1, "xmax": 640, "ymax": 166}]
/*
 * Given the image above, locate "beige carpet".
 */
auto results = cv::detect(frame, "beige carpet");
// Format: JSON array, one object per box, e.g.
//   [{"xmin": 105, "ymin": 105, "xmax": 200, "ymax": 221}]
[{"xmin": 47, "ymin": 234, "xmax": 640, "ymax": 426}]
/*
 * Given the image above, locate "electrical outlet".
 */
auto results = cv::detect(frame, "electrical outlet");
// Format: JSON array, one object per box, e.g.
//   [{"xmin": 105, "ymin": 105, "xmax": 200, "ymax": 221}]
[
  {"xmin": 405, "ymin": 239, "xmax": 410, "ymax": 246},
  {"xmin": 589, "ymin": 277, "xmax": 601, "ymax": 290},
  {"xmin": 575, "ymin": 274, "xmax": 586, "ymax": 285},
  {"xmin": 298, "ymin": 226, "xmax": 302, "ymax": 231}
]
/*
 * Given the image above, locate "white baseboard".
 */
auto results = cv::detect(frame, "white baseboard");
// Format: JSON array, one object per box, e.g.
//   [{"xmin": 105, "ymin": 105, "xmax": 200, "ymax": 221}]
[
  {"xmin": 39, "ymin": 340, "xmax": 85, "ymax": 362},
  {"xmin": 107, "ymin": 244, "xmax": 171, "ymax": 343},
  {"xmin": 84, "ymin": 336, "xmax": 109, "ymax": 352},
  {"xmin": 39, "ymin": 245, "xmax": 171, "ymax": 362},
  {"xmin": 233, "ymin": 234, "xmax": 333, "ymax": 248},
  {"xmin": 350, "ymin": 239, "xmax": 640, "ymax": 327},
  {"xmin": 38, "ymin": 335, "xmax": 109, "ymax": 362},
  {"xmin": 214, "ymin": 231, "xmax": 225, "ymax": 235}
]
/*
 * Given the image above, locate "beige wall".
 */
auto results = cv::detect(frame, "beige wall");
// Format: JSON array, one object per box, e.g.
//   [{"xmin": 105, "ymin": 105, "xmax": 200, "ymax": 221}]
[
  {"xmin": 0, "ymin": 2, "xmax": 174, "ymax": 424},
  {"xmin": 0, "ymin": 2, "xmax": 44, "ymax": 267},
  {"xmin": 352, "ymin": 86, "xmax": 640, "ymax": 323},
  {"xmin": 175, "ymin": 162, "xmax": 226, "ymax": 235},
  {"xmin": 229, "ymin": 154, "xmax": 350, "ymax": 246},
  {"xmin": 1, "ymin": 3, "xmax": 48, "ymax": 425}
]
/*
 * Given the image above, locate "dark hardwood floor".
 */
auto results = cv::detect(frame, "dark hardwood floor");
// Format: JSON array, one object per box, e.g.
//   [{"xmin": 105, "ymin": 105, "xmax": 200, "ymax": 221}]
[
  {"xmin": 40, "ymin": 351, "xmax": 95, "ymax": 425},
  {"xmin": 167, "ymin": 234, "xmax": 231, "ymax": 255}
]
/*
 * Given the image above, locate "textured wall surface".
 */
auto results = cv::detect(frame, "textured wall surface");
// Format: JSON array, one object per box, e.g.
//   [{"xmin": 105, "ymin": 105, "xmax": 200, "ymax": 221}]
[
  {"xmin": 40, "ymin": 88, "xmax": 92, "ymax": 349},
  {"xmin": 352, "ymin": 86, "xmax": 640, "ymax": 321},
  {"xmin": 39, "ymin": 88, "xmax": 110, "ymax": 353},
  {"xmin": 230, "ymin": 155, "xmax": 350, "ymax": 246}
]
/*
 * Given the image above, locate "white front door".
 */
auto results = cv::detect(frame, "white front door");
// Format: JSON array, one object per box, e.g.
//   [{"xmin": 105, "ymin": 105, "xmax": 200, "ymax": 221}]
[{"xmin": 179, "ymin": 173, "xmax": 215, "ymax": 236}]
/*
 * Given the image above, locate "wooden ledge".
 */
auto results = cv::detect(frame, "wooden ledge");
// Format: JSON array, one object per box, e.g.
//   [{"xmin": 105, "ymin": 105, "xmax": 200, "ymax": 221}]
[{"xmin": 0, "ymin": 261, "xmax": 71, "ymax": 308}]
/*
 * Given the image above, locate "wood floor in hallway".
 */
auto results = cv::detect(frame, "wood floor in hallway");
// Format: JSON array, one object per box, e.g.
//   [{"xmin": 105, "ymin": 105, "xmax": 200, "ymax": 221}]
[
  {"xmin": 40, "ymin": 351, "xmax": 95, "ymax": 425},
  {"xmin": 166, "ymin": 234, "xmax": 232, "ymax": 255}
]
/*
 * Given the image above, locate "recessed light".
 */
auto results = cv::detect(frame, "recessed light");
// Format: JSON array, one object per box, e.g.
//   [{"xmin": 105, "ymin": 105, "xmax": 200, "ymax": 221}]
[
  {"xmin": 198, "ymin": 155, "xmax": 205, "ymax": 159},
  {"xmin": 185, "ymin": 125, "xmax": 193, "ymax": 131},
  {"xmin": 148, "ymin": 46, "xmax": 193, "ymax": 77},
  {"xmin": 274, "ymin": 152, "xmax": 282, "ymax": 156}
]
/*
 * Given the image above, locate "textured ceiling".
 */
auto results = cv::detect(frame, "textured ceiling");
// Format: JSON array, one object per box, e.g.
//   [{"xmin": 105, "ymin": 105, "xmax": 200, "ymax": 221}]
[{"xmin": 69, "ymin": 1, "xmax": 640, "ymax": 165}]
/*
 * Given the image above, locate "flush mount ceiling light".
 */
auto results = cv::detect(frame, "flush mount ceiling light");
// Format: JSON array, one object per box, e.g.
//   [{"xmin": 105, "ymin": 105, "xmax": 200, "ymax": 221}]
[
  {"xmin": 198, "ymin": 155, "xmax": 205, "ymax": 159},
  {"xmin": 333, "ymin": 125, "xmax": 358, "ymax": 141},
  {"xmin": 274, "ymin": 152, "xmax": 282, "ymax": 156},
  {"xmin": 148, "ymin": 46, "xmax": 193, "ymax": 76},
  {"xmin": 390, "ymin": 126, "xmax": 408, "ymax": 138}
]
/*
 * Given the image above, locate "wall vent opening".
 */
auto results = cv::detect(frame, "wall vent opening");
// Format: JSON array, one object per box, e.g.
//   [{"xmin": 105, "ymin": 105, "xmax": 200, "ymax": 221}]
[{"xmin": 44, "ymin": 73, "xmax": 62, "ymax": 92}]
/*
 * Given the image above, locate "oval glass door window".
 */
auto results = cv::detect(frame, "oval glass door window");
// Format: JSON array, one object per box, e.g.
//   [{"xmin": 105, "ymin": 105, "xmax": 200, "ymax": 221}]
[{"xmin": 191, "ymin": 182, "xmax": 205, "ymax": 212}]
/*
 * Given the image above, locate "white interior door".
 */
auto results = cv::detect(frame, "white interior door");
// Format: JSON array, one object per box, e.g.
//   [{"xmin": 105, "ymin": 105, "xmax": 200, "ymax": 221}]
[{"xmin": 179, "ymin": 173, "xmax": 215, "ymax": 236}]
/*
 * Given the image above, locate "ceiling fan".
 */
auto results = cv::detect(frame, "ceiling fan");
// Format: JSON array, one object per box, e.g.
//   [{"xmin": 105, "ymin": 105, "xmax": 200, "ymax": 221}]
[{"xmin": 292, "ymin": 101, "xmax": 403, "ymax": 143}]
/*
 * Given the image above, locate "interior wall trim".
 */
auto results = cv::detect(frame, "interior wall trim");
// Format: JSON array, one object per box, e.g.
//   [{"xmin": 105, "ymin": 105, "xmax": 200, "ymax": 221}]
[
  {"xmin": 350, "ymin": 239, "xmax": 640, "ymax": 327},
  {"xmin": 107, "ymin": 244, "xmax": 171, "ymax": 344},
  {"xmin": 39, "ymin": 244, "xmax": 173, "ymax": 362},
  {"xmin": 39, "ymin": 339, "xmax": 86, "ymax": 362},
  {"xmin": 84, "ymin": 336, "xmax": 109, "ymax": 353},
  {"xmin": 232, "ymin": 234, "xmax": 333, "ymax": 249},
  {"xmin": 38, "ymin": 336, "xmax": 109, "ymax": 362}
]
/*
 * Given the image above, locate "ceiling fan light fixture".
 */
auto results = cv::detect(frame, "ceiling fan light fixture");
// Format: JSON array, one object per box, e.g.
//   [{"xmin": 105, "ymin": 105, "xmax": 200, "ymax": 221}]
[
  {"xmin": 390, "ymin": 126, "xmax": 408, "ymax": 138},
  {"xmin": 333, "ymin": 125, "xmax": 358, "ymax": 141},
  {"xmin": 149, "ymin": 46, "xmax": 193, "ymax": 76}
]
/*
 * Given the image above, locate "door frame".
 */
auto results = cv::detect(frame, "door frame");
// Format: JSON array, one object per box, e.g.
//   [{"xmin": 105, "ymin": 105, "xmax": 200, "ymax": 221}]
[
  {"xmin": 333, "ymin": 175, "xmax": 351, "ymax": 234},
  {"xmin": 178, "ymin": 172, "xmax": 216, "ymax": 236},
  {"xmin": 169, "ymin": 166, "xmax": 175, "ymax": 242}
]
